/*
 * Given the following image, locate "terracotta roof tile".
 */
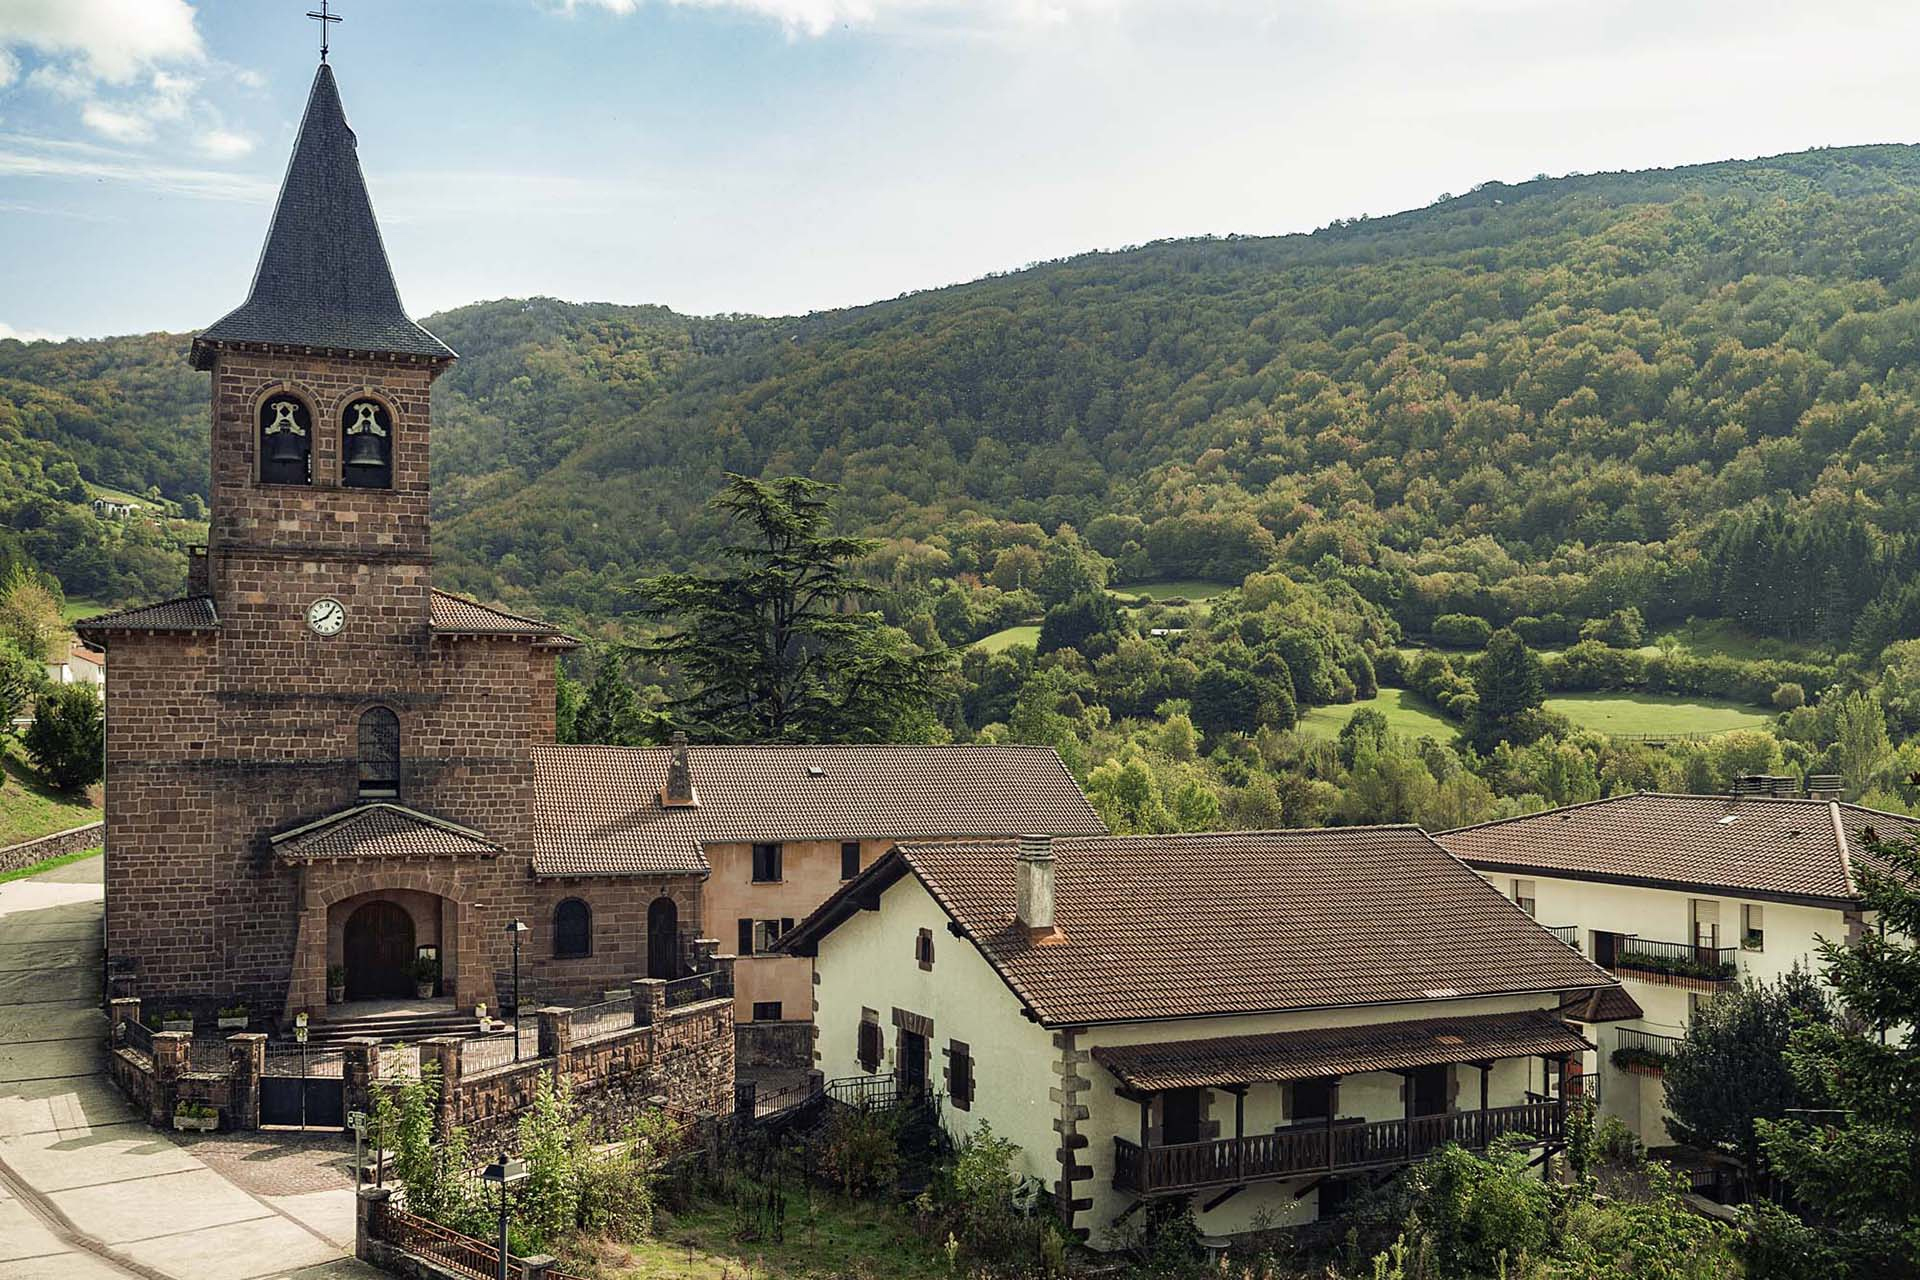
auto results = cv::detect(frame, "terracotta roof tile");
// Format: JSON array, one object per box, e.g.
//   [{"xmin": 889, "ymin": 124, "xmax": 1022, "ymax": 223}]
[
  {"xmin": 1435, "ymin": 792, "xmax": 1920, "ymax": 904},
  {"xmin": 270, "ymin": 803, "xmax": 503, "ymax": 862},
  {"xmin": 429, "ymin": 589, "xmax": 573, "ymax": 641},
  {"xmin": 1092, "ymin": 1010, "xmax": 1593, "ymax": 1091},
  {"xmin": 530, "ymin": 743, "xmax": 1107, "ymax": 878},
  {"xmin": 75, "ymin": 595, "xmax": 219, "ymax": 635},
  {"xmin": 789, "ymin": 828, "xmax": 1616, "ymax": 1026},
  {"xmin": 1557, "ymin": 985, "xmax": 1644, "ymax": 1023}
]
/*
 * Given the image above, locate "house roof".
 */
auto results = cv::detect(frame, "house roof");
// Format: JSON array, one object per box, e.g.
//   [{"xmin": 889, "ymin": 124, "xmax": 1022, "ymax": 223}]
[
  {"xmin": 528, "ymin": 743, "xmax": 1107, "ymax": 878},
  {"xmin": 429, "ymin": 589, "xmax": 575, "ymax": 643},
  {"xmin": 270, "ymin": 802, "xmax": 503, "ymax": 863},
  {"xmin": 1435, "ymin": 792, "xmax": 1920, "ymax": 906},
  {"xmin": 1091, "ymin": 1009, "xmax": 1593, "ymax": 1092},
  {"xmin": 190, "ymin": 64, "xmax": 454, "ymax": 368},
  {"xmin": 75, "ymin": 595, "xmax": 220, "ymax": 637},
  {"xmin": 783, "ymin": 828, "xmax": 1619, "ymax": 1028},
  {"xmin": 1556, "ymin": 985, "xmax": 1645, "ymax": 1024}
]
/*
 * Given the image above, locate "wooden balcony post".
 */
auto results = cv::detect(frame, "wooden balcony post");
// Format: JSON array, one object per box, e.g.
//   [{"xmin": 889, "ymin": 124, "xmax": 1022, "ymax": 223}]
[
  {"xmin": 1232, "ymin": 1086, "xmax": 1245, "ymax": 1182},
  {"xmin": 1479, "ymin": 1063, "xmax": 1490, "ymax": 1149}
]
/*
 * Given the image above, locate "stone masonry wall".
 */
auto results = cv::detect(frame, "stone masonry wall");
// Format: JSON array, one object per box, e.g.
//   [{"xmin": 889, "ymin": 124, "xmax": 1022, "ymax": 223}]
[{"xmin": 0, "ymin": 821, "xmax": 103, "ymax": 876}]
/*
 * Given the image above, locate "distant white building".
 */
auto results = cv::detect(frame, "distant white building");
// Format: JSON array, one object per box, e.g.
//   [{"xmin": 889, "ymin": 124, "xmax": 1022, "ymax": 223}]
[
  {"xmin": 1437, "ymin": 791, "xmax": 1917, "ymax": 1144},
  {"xmin": 46, "ymin": 642, "xmax": 106, "ymax": 688}
]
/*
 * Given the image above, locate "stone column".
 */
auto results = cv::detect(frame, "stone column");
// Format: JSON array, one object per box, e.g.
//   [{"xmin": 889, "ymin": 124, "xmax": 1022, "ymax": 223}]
[
  {"xmin": 420, "ymin": 1036, "xmax": 463, "ymax": 1138},
  {"xmin": 108, "ymin": 997, "xmax": 140, "ymax": 1047},
  {"xmin": 343, "ymin": 1037, "xmax": 382, "ymax": 1120},
  {"xmin": 519, "ymin": 1256, "xmax": 556, "ymax": 1280},
  {"xmin": 690, "ymin": 937, "xmax": 719, "ymax": 973},
  {"xmin": 632, "ymin": 978, "xmax": 667, "ymax": 1028},
  {"xmin": 536, "ymin": 1007, "xmax": 573, "ymax": 1085},
  {"xmin": 355, "ymin": 1185, "xmax": 392, "ymax": 1265},
  {"xmin": 151, "ymin": 1032, "xmax": 189, "ymax": 1127},
  {"xmin": 227, "ymin": 1033, "xmax": 267, "ymax": 1130}
]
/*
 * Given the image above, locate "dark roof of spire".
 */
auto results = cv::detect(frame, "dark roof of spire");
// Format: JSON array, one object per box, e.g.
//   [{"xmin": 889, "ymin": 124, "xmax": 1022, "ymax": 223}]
[{"xmin": 190, "ymin": 64, "xmax": 454, "ymax": 369}]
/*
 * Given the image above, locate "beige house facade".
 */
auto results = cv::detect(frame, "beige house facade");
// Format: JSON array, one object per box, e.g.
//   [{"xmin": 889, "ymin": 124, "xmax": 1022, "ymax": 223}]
[
  {"xmin": 785, "ymin": 828, "xmax": 1622, "ymax": 1245},
  {"xmin": 1438, "ymin": 791, "xmax": 1915, "ymax": 1145}
]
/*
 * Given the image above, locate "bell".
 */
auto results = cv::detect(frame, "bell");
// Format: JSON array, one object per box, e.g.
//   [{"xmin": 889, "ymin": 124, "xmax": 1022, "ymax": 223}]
[
  {"xmin": 265, "ymin": 429, "xmax": 307, "ymax": 466},
  {"xmin": 344, "ymin": 429, "xmax": 388, "ymax": 468}
]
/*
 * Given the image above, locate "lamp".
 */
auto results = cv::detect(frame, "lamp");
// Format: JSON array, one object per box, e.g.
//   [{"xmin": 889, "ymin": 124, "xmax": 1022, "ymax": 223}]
[
  {"xmin": 479, "ymin": 1151, "xmax": 528, "ymax": 1280},
  {"xmin": 505, "ymin": 919, "xmax": 530, "ymax": 1061}
]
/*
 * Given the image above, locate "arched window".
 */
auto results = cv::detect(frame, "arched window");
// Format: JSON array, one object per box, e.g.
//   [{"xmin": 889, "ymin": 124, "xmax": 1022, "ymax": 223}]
[
  {"xmin": 341, "ymin": 397, "xmax": 393, "ymax": 489},
  {"xmin": 357, "ymin": 706, "xmax": 400, "ymax": 798},
  {"xmin": 258, "ymin": 392, "xmax": 312, "ymax": 485},
  {"xmin": 554, "ymin": 898, "xmax": 592, "ymax": 958}
]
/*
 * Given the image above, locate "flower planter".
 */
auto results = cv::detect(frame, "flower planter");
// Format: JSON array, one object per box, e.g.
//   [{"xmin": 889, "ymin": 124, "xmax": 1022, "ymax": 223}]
[
  {"xmin": 217, "ymin": 1017, "xmax": 247, "ymax": 1031},
  {"xmin": 415, "ymin": 982, "xmax": 435, "ymax": 999},
  {"xmin": 161, "ymin": 1019, "xmax": 193, "ymax": 1033},
  {"xmin": 1618, "ymin": 1061, "xmax": 1666, "ymax": 1078},
  {"xmin": 327, "ymin": 985, "xmax": 345, "ymax": 1004},
  {"xmin": 173, "ymin": 1113, "xmax": 218, "ymax": 1133}
]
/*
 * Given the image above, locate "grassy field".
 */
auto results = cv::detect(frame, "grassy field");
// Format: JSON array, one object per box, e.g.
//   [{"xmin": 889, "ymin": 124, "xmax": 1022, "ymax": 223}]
[
  {"xmin": 604, "ymin": 1191, "xmax": 950, "ymax": 1280},
  {"xmin": 971, "ymin": 624, "xmax": 1041, "ymax": 653},
  {"xmin": 1544, "ymin": 693, "xmax": 1772, "ymax": 737},
  {"xmin": 1296, "ymin": 688, "xmax": 1456, "ymax": 741},
  {"xmin": 0, "ymin": 736, "xmax": 101, "ymax": 847},
  {"xmin": 1652, "ymin": 618, "xmax": 1831, "ymax": 664},
  {"xmin": 1110, "ymin": 578, "xmax": 1233, "ymax": 603},
  {"xmin": 0, "ymin": 847, "xmax": 101, "ymax": 885},
  {"xmin": 60, "ymin": 597, "xmax": 111, "ymax": 623}
]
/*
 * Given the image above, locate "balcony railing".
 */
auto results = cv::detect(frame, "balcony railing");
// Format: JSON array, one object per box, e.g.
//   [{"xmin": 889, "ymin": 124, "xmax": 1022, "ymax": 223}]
[
  {"xmin": 1546, "ymin": 925, "xmax": 1580, "ymax": 950},
  {"xmin": 1611, "ymin": 1027, "xmax": 1683, "ymax": 1075},
  {"xmin": 1112, "ymin": 1100, "xmax": 1564, "ymax": 1194},
  {"xmin": 661, "ymin": 968, "xmax": 733, "ymax": 1011},
  {"xmin": 1612, "ymin": 937, "xmax": 1738, "ymax": 984}
]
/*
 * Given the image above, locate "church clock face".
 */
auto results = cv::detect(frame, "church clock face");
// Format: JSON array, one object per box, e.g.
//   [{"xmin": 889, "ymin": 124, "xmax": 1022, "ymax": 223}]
[{"xmin": 306, "ymin": 597, "xmax": 346, "ymax": 637}]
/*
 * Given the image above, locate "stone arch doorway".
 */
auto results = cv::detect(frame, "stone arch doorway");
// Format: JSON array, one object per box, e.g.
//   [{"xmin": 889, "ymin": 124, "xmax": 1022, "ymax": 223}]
[
  {"xmin": 647, "ymin": 897, "xmax": 679, "ymax": 979},
  {"xmin": 343, "ymin": 899, "xmax": 415, "ymax": 1000}
]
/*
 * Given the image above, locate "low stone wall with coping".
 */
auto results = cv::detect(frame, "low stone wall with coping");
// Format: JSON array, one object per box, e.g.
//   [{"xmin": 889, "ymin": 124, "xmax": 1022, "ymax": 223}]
[{"xmin": 0, "ymin": 821, "xmax": 102, "ymax": 876}]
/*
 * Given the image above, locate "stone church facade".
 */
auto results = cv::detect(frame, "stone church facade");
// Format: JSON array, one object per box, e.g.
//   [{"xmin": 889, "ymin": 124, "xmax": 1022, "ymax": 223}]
[{"xmin": 78, "ymin": 64, "xmax": 699, "ymax": 1024}]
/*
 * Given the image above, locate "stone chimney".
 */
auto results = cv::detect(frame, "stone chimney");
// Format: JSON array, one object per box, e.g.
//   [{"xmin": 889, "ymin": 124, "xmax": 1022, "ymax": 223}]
[
  {"xmin": 1805, "ymin": 774, "xmax": 1842, "ymax": 801},
  {"xmin": 659, "ymin": 731, "xmax": 699, "ymax": 808},
  {"xmin": 1015, "ymin": 834, "xmax": 1055, "ymax": 937}
]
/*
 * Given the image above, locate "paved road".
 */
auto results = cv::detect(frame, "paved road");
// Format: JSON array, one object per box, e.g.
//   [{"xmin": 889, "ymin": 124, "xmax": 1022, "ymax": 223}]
[{"xmin": 0, "ymin": 856, "xmax": 377, "ymax": 1280}]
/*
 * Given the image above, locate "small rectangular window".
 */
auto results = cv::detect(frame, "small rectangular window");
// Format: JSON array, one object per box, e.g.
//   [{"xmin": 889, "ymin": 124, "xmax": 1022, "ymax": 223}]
[
  {"xmin": 841, "ymin": 841, "xmax": 861, "ymax": 880},
  {"xmin": 948, "ymin": 1040, "xmax": 973, "ymax": 1110},
  {"xmin": 858, "ymin": 1013, "xmax": 882, "ymax": 1073},
  {"xmin": 737, "ymin": 918, "xmax": 753, "ymax": 956},
  {"xmin": 1512, "ymin": 879, "xmax": 1536, "ymax": 918},
  {"xmin": 752, "ymin": 1001, "xmax": 783, "ymax": 1022},
  {"xmin": 1742, "ymin": 904, "xmax": 1764, "ymax": 951},
  {"xmin": 751, "ymin": 843, "xmax": 783, "ymax": 883},
  {"xmin": 752, "ymin": 919, "xmax": 787, "ymax": 954}
]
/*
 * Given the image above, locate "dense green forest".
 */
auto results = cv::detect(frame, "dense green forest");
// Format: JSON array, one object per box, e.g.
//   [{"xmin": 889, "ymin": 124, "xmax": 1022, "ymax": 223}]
[{"xmin": 10, "ymin": 143, "xmax": 1920, "ymax": 825}]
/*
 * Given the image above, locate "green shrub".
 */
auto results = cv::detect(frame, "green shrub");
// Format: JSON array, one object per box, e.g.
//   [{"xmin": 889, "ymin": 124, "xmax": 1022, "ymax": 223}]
[
  {"xmin": 24, "ymin": 682, "xmax": 103, "ymax": 792},
  {"xmin": 820, "ymin": 1106, "xmax": 900, "ymax": 1197},
  {"xmin": 1432, "ymin": 614, "xmax": 1493, "ymax": 648}
]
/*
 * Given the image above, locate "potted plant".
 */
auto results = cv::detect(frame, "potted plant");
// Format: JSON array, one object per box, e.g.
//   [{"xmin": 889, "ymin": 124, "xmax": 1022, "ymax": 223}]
[
  {"xmin": 160, "ymin": 1009, "xmax": 193, "ymax": 1033},
  {"xmin": 326, "ymin": 965, "xmax": 346, "ymax": 1004},
  {"xmin": 216, "ymin": 1004, "xmax": 248, "ymax": 1031},
  {"xmin": 172, "ymin": 1101, "xmax": 218, "ymax": 1133},
  {"xmin": 411, "ymin": 956, "xmax": 439, "ymax": 1000}
]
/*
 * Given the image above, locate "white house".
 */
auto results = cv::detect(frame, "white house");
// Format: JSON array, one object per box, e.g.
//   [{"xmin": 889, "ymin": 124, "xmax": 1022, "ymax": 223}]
[
  {"xmin": 1436, "ymin": 791, "xmax": 1917, "ymax": 1144},
  {"xmin": 46, "ymin": 642, "xmax": 106, "ymax": 688},
  {"xmin": 781, "ymin": 827, "xmax": 1622, "ymax": 1245}
]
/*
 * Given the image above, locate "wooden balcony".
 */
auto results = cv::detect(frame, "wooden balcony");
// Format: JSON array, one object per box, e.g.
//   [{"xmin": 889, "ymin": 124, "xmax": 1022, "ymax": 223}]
[{"xmin": 1111, "ymin": 1101, "xmax": 1564, "ymax": 1195}]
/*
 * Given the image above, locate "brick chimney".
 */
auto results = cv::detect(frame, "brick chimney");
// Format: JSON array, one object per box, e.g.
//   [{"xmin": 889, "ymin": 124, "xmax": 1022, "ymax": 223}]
[
  {"xmin": 1015, "ymin": 834, "xmax": 1055, "ymax": 937},
  {"xmin": 659, "ymin": 731, "xmax": 699, "ymax": 808}
]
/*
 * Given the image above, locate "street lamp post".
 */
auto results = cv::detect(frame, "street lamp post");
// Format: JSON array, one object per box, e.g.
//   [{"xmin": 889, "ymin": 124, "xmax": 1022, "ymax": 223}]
[
  {"xmin": 479, "ymin": 1151, "xmax": 527, "ymax": 1280},
  {"xmin": 505, "ymin": 919, "xmax": 529, "ymax": 1061}
]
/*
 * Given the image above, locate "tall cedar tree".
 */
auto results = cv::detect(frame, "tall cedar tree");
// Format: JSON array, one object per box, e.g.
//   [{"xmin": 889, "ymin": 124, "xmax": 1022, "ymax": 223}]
[
  {"xmin": 1470, "ymin": 628, "xmax": 1546, "ymax": 749},
  {"xmin": 1755, "ymin": 827, "xmax": 1920, "ymax": 1274},
  {"xmin": 631, "ymin": 475, "xmax": 950, "ymax": 742}
]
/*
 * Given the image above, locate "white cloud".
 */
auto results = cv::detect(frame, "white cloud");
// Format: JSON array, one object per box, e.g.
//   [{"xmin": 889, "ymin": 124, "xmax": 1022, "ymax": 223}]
[
  {"xmin": 0, "ymin": 48, "xmax": 17, "ymax": 88},
  {"xmin": 79, "ymin": 101, "xmax": 154, "ymax": 144},
  {"xmin": 0, "ymin": 321, "xmax": 63, "ymax": 343},
  {"xmin": 0, "ymin": 133, "xmax": 273, "ymax": 202},
  {"xmin": 550, "ymin": 0, "xmax": 1123, "ymax": 36},
  {"xmin": 0, "ymin": 0, "xmax": 202, "ymax": 84},
  {"xmin": 195, "ymin": 128, "xmax": 253, "ymax": 160}
]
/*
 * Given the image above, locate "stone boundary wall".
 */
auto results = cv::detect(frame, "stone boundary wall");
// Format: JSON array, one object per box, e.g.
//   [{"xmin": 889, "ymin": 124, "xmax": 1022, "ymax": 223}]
[
  {"xmin": 0, "ymin": 821, "xmax": 103, "ymax": 876},
  {"xmin": 736, "ymin": 1019, "xmax": 812, "ymax": 1070}
]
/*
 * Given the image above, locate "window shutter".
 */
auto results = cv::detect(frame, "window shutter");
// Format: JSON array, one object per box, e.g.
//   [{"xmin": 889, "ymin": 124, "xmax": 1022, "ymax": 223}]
[
  {"xmin": 737, "ymin": 918, "xmax": 753, "ymax": 955},
  {"xmin": 948, "ymin": 1040, "xmax": 973, "ymax": 1110},
  {"xmin": 841, "ymin": 841, "xmax": 860, "ymax": 880}
]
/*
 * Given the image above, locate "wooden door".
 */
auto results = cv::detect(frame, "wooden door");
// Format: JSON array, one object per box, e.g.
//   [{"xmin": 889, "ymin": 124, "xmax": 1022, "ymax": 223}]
[
  {"xmin": 1411, "ymin": 1065, "xmax": 1449, "ymax": 1117},
  {"xmin": 647, "ymin": 897, "xmax": 679, "ymax": 979},
  {"xmin": 900, "ymin": 1029, "xmax": 928, "ymax": 1095},
  {"xmin": 1162, "ymin": 1088, "xmax": 1203, "ymax": 1145},
  {"xmin": 343, "ymin": 900, "xmax": 414, "ymax": 1000}
]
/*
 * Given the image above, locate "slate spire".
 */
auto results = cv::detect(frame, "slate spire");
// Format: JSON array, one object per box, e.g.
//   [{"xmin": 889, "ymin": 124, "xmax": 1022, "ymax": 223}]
[{"xmin": 191, "ymin": 63, "xmax": 454, "ymax": 369}]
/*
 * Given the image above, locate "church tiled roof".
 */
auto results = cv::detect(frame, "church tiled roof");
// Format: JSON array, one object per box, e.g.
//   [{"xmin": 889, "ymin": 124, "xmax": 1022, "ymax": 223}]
[
  {"xmin": 270, "ymin": 802, "xmax": 503, "ymax": 862},
  {"xmin": 784, "ymin": 828, "xmax": 1620, "ymax": 1028},
  {"xmin": 429, "ymin": 589, "xmax": 575, "ymax": 642},
  {"xmin": 75, "ymin": 595, "xmax": 219, "ymax": 636},
  {"xmin": 529, "ymin": 742, "xmax": 1106, "ymax": 878},
  {"xmin": 1436, "ymin": 792, "xmax": 1920, "ymax": 905},
  {"xmin": 190, "ymin": 64, "xmax": 454, "ymax": 369}
]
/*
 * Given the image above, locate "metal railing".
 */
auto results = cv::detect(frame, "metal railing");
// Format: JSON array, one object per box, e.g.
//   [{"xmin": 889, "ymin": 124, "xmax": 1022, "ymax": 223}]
[
  {"xmin": 661, "ymin": 968, "xmax": 733, "ymax": 1012},
  {"xmin": 1112, "ymin": 1100, "xmax": 1564, "ymax": 1194},
  {"xmin": 825, "ymin": 1073, "xmax": 919, "ymax": 1111},
  {"xmin": 263, "ymin": 1049, "xmax": 345, "ymax": 1078},
  {"xmin": 1612, "ymin": 937, "xmax": 1738, "ymax": 982},
  {"xmin": 1546, "ymin": 925, "xmax": 1580, "ymax": 950},
  {"xmin": 571, "ymin": 994, "xmax": 636, "ymax": 1043},
  {"xmin": 1616, "ymin": 1028, "xmax": 1683, "ymax": 1058},
  {"xmin": 188, "ymin": 1038, "xmax": 231, "ymax": 1073},
  {"xmin": 376, "ymin": 1203, "xmax": 501, "ymax": 1280},
  {"xmin": 751, "ymin": 1079, "xmax": 824, "ymax": 1119},
  {"xmin": 460, "ymin": 1032, "xmax": 522, "ymax": 1078},
  {"xmin": 122, "ymin": 1018, "xmax": 154, "ymax": 1058}
]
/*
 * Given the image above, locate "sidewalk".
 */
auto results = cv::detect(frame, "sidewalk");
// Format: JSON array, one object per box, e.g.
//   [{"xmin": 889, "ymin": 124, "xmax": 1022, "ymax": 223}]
[{"xmin": 0, "ymin": 855, "xmax": 378, "ymax": 1280}]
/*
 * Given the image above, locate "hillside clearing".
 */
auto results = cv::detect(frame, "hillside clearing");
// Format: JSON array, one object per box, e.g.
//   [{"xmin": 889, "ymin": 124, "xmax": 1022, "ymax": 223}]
[
  {"xmin": 0, "ymin": 736, "xmax": 101, "ymax": 848},
  {"xmin": 1297, "ymin": 689, "xmax": 1456, "ymax": 741},
  {"xmin": 972, "ymin": 624, "xmax": 1041, "ymax": 653},
  {"xmin": 1111, "ymin": 579, "xmax": 1234, "ymax": 603},
  {"xmin": 1544, "ymin": 693, "xmax": 1772, "ymax": 738}
]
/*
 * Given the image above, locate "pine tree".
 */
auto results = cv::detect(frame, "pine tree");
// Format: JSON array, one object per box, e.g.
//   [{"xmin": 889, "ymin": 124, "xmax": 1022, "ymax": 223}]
[
  {"xmin": 1468, "ymin": 629, "xmax": 1546, "ymax": 749},
  {"xmin": 631, "ymin": 475, "xmax": 951, "ymax": 742}
]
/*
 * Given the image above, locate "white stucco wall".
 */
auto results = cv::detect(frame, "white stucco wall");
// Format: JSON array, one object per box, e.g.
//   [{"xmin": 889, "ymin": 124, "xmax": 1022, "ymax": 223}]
[
  {"xmin": 811, "ymin": 870, "xmax": 1578, "ymax": 1247},
  {"xmin": 1479, "ymin": 869, "xmax": 1854, "ymax": 1145}
]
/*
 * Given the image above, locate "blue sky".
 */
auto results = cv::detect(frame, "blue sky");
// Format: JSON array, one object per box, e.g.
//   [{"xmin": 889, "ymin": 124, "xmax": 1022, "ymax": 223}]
[{"xmin": 5, "ymin": 0, "xmax": 1920, "ymax": 340}]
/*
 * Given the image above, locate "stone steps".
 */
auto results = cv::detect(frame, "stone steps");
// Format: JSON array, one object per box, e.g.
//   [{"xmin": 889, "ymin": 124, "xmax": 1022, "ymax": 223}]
[{"xmin": 287, "ymin": 1012, "xmax": 485, "ymax": 1047}]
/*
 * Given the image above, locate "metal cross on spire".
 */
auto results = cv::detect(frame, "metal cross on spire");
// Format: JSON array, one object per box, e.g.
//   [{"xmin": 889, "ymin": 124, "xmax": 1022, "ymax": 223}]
[{"xmin": 307, "ymin": 0, "xmax": 342, "ymax": 63}]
